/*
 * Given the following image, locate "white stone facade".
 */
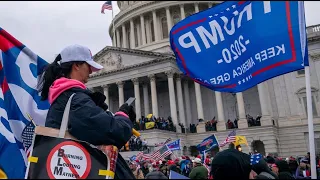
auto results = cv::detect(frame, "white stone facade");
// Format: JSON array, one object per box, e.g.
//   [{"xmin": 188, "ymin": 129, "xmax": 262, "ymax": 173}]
[{"xmin": 87, "ymin": 1, "xmax": 320, "ymax": 157}]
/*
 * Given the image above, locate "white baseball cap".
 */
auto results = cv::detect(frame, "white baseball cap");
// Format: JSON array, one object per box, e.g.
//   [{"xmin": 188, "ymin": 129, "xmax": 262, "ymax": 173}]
[
  {"xmin": 60, "ymin": 44, "xmax": 103, "ymax": 72},
  {"xmin": 192, "ymin": 158, "xmax": 202, "ymax": 164}
]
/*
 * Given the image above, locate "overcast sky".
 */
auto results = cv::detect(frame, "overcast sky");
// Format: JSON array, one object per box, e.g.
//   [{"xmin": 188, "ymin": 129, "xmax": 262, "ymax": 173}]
[{"xmin": 0, "ymin": 1, "xmax": 319, "ymax": 62}]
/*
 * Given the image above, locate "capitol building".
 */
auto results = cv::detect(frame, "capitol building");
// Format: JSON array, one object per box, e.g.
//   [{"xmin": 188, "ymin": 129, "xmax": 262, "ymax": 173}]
[{"xmin": 87, "ymin": 1, "xmax": 320, "ymax": 157}]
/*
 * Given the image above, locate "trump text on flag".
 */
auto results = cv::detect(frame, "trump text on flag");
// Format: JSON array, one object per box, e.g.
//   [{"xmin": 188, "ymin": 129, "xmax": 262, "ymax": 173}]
[{"xmin": 170, "ymin": 1, "xmax": 307, "ymax": 93}]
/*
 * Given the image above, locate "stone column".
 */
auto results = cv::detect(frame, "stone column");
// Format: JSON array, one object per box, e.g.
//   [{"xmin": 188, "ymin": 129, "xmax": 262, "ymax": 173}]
[
  {"xmin": 194, "ymin": 82, "xmax": 204, "ymax": 120},
  {"xmin": 102, "ymin": 85, "xmax": 110, "ymax": 106},
  {"xmin": 132, "ymin": 78, "xmax": 141, "ymax": 121},
  {"xmin": 237, "ymin": 92, "xmax": 248, "ymax": 128},
  {"xmin": 195, "ymin": 2, "xmax": 199, "ymax": 13},
  {"xmin": 166, "ymin": 71, "xmax": 179, "ymax": 132},
  {"xmin": 152, "ymin": 10, "xmax": 159, "ymax": 42},
  {"xmin": 176, "ymin": 74, "xmax": 186, "ymax": 126},
  {"xmin": 180, "ymin": 4, "xmax": 185, "ymax": 20},
  {"xmin": 148, "ymin": 74, "xmax": 159, "ymax": 118},
  {"xmin": 122, "ymin": 25, "xmax": 128, "ymax": 48},
  {"xmin": 183, "ymin": 80, "xmax": 192, "ymax": 127},
  {"xmin": 140, "ymin": 15, "xmax": 146, "ymax": 45},
  {"xmin": 208, "ymin": 3, "xmax": 213, "ymax": 8},
  {"xmin": 143, "ymin": 83, "xmax": 150, "ymax": 116},
  {"xmin": 215, "ymin": 91, "xmax": 226, "ymax": 131},
  {"xmin": 258, "ymin": 83, "xmax": 272, "ymax": 126},
  {"xmin": 116, "ymin": 29, "xmax": 121, "ymax": 47},
  {"xmin": 166, "ymin": 7, "xmax": 172, "ymax": 35},
  {"xmin": 117, "ymin": 81, "xmax": 124, "ymax": 106},
  {"xmin": 130, "ymin": 19, "xmax": 135, "ymax": 49}
]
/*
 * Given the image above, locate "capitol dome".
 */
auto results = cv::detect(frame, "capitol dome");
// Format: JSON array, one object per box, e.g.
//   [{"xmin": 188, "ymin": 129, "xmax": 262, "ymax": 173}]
[{"xmin": 109, "ymin": 1, "xmax": 220, "ymax": 53}]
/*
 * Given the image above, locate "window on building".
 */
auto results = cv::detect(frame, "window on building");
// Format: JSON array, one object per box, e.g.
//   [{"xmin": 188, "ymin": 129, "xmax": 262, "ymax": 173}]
[
  {"xmin": 173, "ymin": 14, "xmax": 181, "ymax": 25},
  {"xmin": 161, "ymin": 17, "xmax": 168, "ymax": 39},
  {"xmin": 120, "ymin": 32, "xmax": 123, "ymax": 48},
  {"xmin": 134, "ymin": 25, "xmax": 139, "ymax": 47},
  {"xmin": 150, "ymin": 20, "xmax": 155, "ymax": 42},
  {"xmin": 297, "ymin": 69, "xmax": 305, "ymax": 76},
  {"xmin": 298, "ymin": 88, "xmax": 319, "ymax": 117},
  {"xmin": 302, "ymin": 96, "xmax": 318, "ymax": 117},
  {"xmin": 127, "ymin": 30, "xmax": 131, "ymax": 48}
]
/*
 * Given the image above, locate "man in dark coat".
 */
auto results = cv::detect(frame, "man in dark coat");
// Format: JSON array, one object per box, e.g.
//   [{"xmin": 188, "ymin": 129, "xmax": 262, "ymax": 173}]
[
  {"xmin": 145, "ymin": 164, "xmax": 167, "ymax": 179},
  {"xmin": 274, "ymin": 160, "xmax": 295, "ymax": 179}
]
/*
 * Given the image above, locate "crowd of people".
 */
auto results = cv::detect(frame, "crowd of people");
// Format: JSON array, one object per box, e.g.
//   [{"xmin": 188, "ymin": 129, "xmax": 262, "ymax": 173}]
[
  {"xmin": 133, "ymin": 116, "xmax": 177, "ymax": 132},
  {"xmin": 132, "ymin": 113, "xmax": 263, "ymax": 133},
  {"xmin": 128, "ymin": 144, "xmax": 319, "ymax": 179}
]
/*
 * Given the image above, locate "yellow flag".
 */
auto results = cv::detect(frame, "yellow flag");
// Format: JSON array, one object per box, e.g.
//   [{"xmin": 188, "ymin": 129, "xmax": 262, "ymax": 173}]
[
  {"xmin": 233, "ymin": 136, "xmax": 248, "ymax": 147},
  {"xmin": 146, "ymin": 114, "xmax": 153, "ymax": 119},
  {"xmin": 145, "ymin": 122, "xmax": 155, "ymax": 129}
]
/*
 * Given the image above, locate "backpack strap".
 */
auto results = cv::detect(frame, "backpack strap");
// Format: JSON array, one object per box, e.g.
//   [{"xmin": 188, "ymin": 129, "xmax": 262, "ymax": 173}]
[{"xmin": 58, "ymin": 93, "xmax": 76, "ymax": 138}]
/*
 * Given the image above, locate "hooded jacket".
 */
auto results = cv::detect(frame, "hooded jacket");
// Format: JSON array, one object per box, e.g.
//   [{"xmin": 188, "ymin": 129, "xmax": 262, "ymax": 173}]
[{"xmin": 45, "ymin": 77, "xmax": 134, "ymax": 179}]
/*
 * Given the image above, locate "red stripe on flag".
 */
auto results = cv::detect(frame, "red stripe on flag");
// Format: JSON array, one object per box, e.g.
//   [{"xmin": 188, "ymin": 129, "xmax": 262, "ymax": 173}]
[
  {"xmin": 2, "ymin": 77, "xmax": 9, "ymax": 94},
  {"xmin": 0, "ymin": 29, "xmax": 23, "ymax": 52}
]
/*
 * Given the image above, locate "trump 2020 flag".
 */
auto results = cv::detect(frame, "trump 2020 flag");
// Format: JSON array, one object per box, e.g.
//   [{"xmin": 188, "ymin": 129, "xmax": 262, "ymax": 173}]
[
  {"xmin": 0, "ymin": 27, "xmax": 49, "ymax": 178},
  {"xmin": 167, "ymin": 139, "xmax": 181, "ymax": 151},
  {"xmin": 196, "ymin": 134, "xmax": 219, "ymax": 153},
  {"xmin": 170, "ymin": 1, "xmax": 308, "ymax": 93}
]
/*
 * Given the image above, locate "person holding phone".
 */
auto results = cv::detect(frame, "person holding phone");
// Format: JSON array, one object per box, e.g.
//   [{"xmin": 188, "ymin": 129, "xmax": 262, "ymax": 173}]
[{"xmin": 38, "ymin": 44, "xmax": 136, "ymax": 179}]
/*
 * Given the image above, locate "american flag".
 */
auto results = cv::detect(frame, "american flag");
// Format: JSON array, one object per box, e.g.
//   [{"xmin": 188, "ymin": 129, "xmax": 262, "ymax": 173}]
[
  {"xmin": 21, "ymin": 120, "xmax": 36, "ymax": 157},
  {"xmin": 137, "ymin": 145, "xmax": 172, "ymax": 162},
  {"xmin": 151, "ymin": 145, "xmax": 172, "ymax": 161},
  {"xmin": 155, "ymin": 138, "xmax": 171, "ymax": 147},
  {"xmin": 136, "ymin": 151, "xmax": 152, "ymax": 160},
  {"xmin": 101, "ymin": 1, "xmax": 112, "ymax": 14},
  {"xmin": 219, "ymin": 130, "xmax": 236, "ymax": 147}
]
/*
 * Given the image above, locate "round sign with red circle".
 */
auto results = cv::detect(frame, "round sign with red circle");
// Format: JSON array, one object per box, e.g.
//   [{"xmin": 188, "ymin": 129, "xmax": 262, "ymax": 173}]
[{"xmin": 46, "ymin": 141, "xmax": 91, "ymax": 179}]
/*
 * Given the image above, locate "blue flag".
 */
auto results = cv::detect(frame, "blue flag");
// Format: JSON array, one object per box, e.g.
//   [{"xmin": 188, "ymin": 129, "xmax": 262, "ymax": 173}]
[
  {"xmin": 129, "ymin": 155, "xmax": 137, "ymax": 162},
  {"xmin": 196, "ymin": 134, "xmax": 219, "ymax": 153},
  {"xmin": 170, "ymin": 1, "xmax": 308, "ymax": 93},
  {"xmin": 169, "ymin": 170, "xmax": 190, "ymax": 179},
  {"xmin": 0, "ymin": 28, "xmax": 49, "ymax": 178},
  {"xmin": 167, "ymin": 139, "xmax": 181, "ymax": 151}
]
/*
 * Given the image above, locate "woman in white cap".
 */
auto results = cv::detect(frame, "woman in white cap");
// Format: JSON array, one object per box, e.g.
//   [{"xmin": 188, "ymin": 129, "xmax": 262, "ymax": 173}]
[{"xmin": 38, "ymin": 44, "xmax": 136, "ymax": 179}]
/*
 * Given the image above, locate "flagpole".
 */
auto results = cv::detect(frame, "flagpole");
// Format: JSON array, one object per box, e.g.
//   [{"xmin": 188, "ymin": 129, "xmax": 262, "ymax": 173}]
[
  {"xmin": 305, "ymin": 65, "xmax": 317, "ymax": 179},
  {"xmin": 111, "ymin": 1, "xmax": 116, "ymax": 47}
]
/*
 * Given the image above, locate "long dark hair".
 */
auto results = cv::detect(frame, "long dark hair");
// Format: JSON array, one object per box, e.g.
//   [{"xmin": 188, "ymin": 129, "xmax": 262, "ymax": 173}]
[{"xmin": 38, "ymin": 54, "xmax": 85, "ymax": 101}]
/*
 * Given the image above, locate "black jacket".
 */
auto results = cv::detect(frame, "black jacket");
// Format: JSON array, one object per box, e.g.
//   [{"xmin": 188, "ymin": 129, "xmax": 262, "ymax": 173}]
[
  {"xmin": 145, "ymin": 171, "xmax": 168, "ymax": 179},
  {"xmin": 45, "ymin": 87, "xmax": 135, "ymax": 179}
]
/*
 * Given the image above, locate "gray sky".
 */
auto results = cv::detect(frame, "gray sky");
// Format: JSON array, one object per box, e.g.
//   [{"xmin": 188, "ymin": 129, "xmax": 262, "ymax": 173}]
[{"xmin": 0, "ymin": 1, "xmax": 319, "ymax": 62}]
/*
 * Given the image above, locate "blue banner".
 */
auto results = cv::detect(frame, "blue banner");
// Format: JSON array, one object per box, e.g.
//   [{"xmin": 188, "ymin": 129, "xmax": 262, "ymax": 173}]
[
  {"xmin": 169, "ymin": 170, "xmax": 190, "ymax": 179},
  {"xmin": 170, "ymin": 1, "xmax": 308, "ymax": 93},
  {"xmin": 167, "ymin": 139, "xmax": 181, "ymax": 151},
  {"xmin": 196, "ymin": 134, "xmax": 219, "ymax": 153}
]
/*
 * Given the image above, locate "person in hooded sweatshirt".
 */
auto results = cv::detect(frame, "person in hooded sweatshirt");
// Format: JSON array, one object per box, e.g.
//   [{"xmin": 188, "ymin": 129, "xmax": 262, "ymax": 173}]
[
  {"xmin": 273, "ymin": 160, "xmax": 295, "ymax": 179},
  {"xmin": 38, "ymin": 44, "xmax": 136, "ymax": 179},
  {"xmin": 252, "ymin": 159, "xmax": 278, "ymax": 179}
]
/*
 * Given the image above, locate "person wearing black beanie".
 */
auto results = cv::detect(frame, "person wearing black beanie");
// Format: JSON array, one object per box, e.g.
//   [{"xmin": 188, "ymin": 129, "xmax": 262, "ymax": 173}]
[{"xmin": 211, "ymin": 149, "xmax": 253, "ymax": 179}]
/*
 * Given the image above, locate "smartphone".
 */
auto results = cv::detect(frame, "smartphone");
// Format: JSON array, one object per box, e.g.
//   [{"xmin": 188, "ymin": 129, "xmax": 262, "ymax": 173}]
[{"xmin": 125, "ymin": 97, "xmax": 136, "ymax": 106}]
